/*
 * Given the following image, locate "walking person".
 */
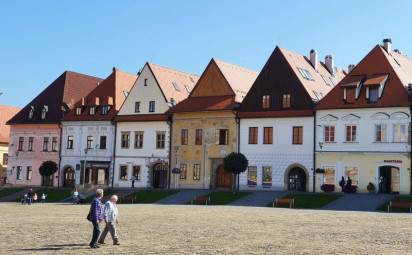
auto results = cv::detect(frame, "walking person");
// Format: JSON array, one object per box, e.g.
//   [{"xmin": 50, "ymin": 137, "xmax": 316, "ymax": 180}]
[
  {"xmin": 339, "ymin": 176, "xmax": 345, "ymax": 192},
  {"xmin": 41, "ymin": 193, "xmax": 46, "ymax": 203},
  {"xmin": 130, "ymin": 176, "xmax": 136, "ymax": 189},
  {"xmin": 87, "ymin": 189, "xmax": 104, "ymax": 249},
  {"xmin": 98, "ymin": 195, "xmax": 120, "ymax": 245},
  {"xmin": 27, "ymin": 189, "xmax": 33, "ymax": 205}
]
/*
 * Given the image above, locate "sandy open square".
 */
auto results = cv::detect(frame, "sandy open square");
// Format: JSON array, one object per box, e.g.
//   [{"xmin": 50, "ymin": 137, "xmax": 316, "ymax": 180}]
[{"xmin": 0, "ymin": 203, "xmax": 411, "ymax": 255}]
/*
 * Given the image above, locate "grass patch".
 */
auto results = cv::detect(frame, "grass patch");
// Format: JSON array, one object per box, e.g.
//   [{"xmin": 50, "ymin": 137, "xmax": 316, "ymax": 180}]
[
  {"xmin": 377, "ymin": 195, "xmax": 412, "ymax": 213},
  {"xmin": 33, "ymin": 188, "xmax": 72, "ymax": 203},
  {"xmin": 191, "ymin": 191, "xmax": 251, "ymax": 205},
  {"xmin": 122, "ymin": 190, "xmax": 178, "ymax": 204},
  {"xmin": 270, "ymin": 193, "xmax": 342, "ymax": 209},
  {"xmin": 0, "ymin": 188, "xmax": 24, "ymax": 198}
]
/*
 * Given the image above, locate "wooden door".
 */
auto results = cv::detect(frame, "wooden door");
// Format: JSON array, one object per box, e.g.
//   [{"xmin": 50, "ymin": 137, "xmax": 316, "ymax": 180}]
[{"xmin": 216, "ymin": 165, "xmax": 233, "ymax": 188}]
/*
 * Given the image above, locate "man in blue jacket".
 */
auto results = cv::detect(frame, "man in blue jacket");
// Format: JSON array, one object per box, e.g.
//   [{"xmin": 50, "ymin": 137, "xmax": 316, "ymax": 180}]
[{"xmin": 89, "ymin": 189, "xmax": 104, "ymax": 249}]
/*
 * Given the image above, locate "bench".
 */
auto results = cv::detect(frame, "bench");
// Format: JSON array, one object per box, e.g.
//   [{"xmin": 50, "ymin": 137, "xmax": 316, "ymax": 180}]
[
  {"xmin": 191, "ymin": 195, "xmax": 210, "ymax": 205},
  {"xmin": 387, "ymin": 201, "xmax": 412, "ymax": 213},
  {"xmin": 273, "ymin": 198, "xmax": 295, "ymax": 208},
  {"xmin": 121, "ymin": 195, "xmax": 136, "ymax": 204}
]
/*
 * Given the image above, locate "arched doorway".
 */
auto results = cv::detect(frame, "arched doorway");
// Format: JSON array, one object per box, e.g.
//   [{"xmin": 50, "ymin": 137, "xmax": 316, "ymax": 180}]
[
  {"xmin": 152, "ymin": 162, "xmax": 168, "ymax": 188},
  {"xmin": 287, "ymin": 167, "xmax": 307, "ymax": 191},
  {"xmin": 379, "ymin": 166, "xmax": 400, "ymax": 194},
  {"xmin": 63, "ymin": 167, "xmax": 75, "ymax": 187},
  {"xmin": 216, "ymin": 164, "xmax": 233, "ymax": 188}
]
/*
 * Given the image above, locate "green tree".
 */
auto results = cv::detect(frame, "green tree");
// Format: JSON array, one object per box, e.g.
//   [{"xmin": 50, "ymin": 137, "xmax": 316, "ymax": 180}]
[
  {"xmin": 223, "ymin": 152, "xmax": 248, "ymax": 192},
  {"xmin": 39, "ymin": 161, "xmax": 58, "ymax": 177}
]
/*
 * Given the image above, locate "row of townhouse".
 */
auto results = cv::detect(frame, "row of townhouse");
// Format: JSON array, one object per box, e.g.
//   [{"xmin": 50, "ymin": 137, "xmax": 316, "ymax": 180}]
[{"xmin": 5, "ymin": 38, "xmax": 412, "ymax": 194}]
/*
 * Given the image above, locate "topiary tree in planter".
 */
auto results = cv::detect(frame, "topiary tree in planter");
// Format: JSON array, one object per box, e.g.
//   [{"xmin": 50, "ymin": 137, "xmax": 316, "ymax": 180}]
[
  {"xmin": 223, "ymin": 152, "xmax": 248, "ymax": 192},
  {"xmin": 39, "ymin": 161, "xmax": 58, "ymax": 186}
]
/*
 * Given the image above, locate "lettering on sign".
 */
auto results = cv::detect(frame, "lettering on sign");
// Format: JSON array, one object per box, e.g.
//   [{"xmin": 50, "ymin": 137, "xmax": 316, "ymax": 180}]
[{"xmin": 383, "ymin": 160, "xmax": 402, "ymax": 164}]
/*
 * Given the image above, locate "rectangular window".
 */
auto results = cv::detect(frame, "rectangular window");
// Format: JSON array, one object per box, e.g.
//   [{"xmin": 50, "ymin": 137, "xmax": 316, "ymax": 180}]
[
  {"xmin": 262, "ymin": 95, "xmax": 270, "ymax": 109},
  {"xmin": 132, "ymin": 165, "xmax": 141, "ymax": 181},
  {"xmin": 156, "ymin": 131, "xmax": 166, "ymax": 149},
  {"xmin": 369, "ymin": 87, "xmax": 379, "ymax": 102},
  {"xmin": 89, "ymin": 107, "xmax": 95, "ymax": 115},
  {"xmin": 101, "ymin": 105, "xmax": 110, "ymax": 115},
  {"xmin": 119, "ymin": 165, "xmax": 128, "ymax": 181},
  {"xmin": 134, "ymin": 131, "xmax": 144, "ymax": 149},
  {"xmin": 67, "ymin": 136, "xmax": 74, "ymax": 149},
  {"xmin": 75, "ymin": 107, "xmax": 82, "ymax": 115},
  {"xmin": 180, "ymin": 163, "xmax": 187, "ymax": 180},
  {"xmin": 345, "ymin": 88, "xmax": 355, "ymax": 104},
  {"xmin": 134, "ymin": 102, "xmax": 140, "ymax": 113},
  {"xmin": 324, "ymin": 126, "xmax": 335, "ymax": 143},
  {"xmin": 375, "ymin": 124, "xmax": 387, "ymax": 142},
  {"xmin": 193, "ymin": 164, "xmax": 201, "ymax": 180},
  {"xmin": 43, "ymin": 137, "xmax": 49, "ymax": 152},
  {"xmin": 324, "ymin": 167, "xmax": 335, "ymax": 185},
  {"xmin": 121, "ymin": 132, "xmax": 130, "ymax": 148},
  {"xmin": 195, "ymin": 129, "xmax": 202, "ymax": 145},
  {"xmin": 149, "ymin": 101, "xmax": 155, "ymax": 112},
  {"xmin": 87, "ymin": 136, "xmax": 94, "ymax": 149},
  {"xmin": 248, "ymin": 127, "xmax": 258, "ymax": 144},
  {"xmin": 172, "ymin": 82, "xmax": 180, "ymax": 91},
  {"xmin": 393, "ymin": 124, "xmax": 408, "ymax": 143},
  {"xmin": 28, "ymin": 137, "xmax": 34, "ymax": 151},
  {"xmin": 2, "ymin": 153, "xmax": 8, "ymax": 165},
  {"xmin": 181, "ymin": 129, "xmax": 188, "ymax": 145},
  {"xmin": 100, "ymin": 136, "xmax": 107, "ymax": 149},
  {"xmin": 144, "ymin": 78, "xmax": 148, "ymax": 86},
  {"xmin": 16, "ymin": 166, "xmax": 22, "ymax": 180},
  {"xmin": 247, "ymin": 166, "xmax": 257, "ymax": 186},
  {"xmin": 26, "ymin": 166, "xmax": 32, "ymax": 180},
  {"xmin": 262, "ymin": 167, "xmax": 272, "ymax": 187},
  {"xmin": 218, "ymin": 129, "xmax": 229, "ymax": 145},
  {"xmin": 345, "ymin": 125, "xmax": 357, "ymax": 142},
  {"xmin": 293, "ymin": 126, "xmax": 303, "ymax": 144},
  {"xmin": 298, "ymin": 68, "xmax": 314, "ymax": 81},
  {"xmin": 51, "ymin": 137, "xmax": 58, "ymax": 152},
  {"xmin": 345, "ymin": 166, "xmax": 358, "ymax": 186},
  {"xmin": 18, "ymin": 137, "xmax": 24, "ymax": 151},
  {"xmin": 263, "ymin": 127, "xmax": 273, "ymax": 144},
  {"xmin": 282, "ymin": 94, "xmax": 291, "ymax": 108}
]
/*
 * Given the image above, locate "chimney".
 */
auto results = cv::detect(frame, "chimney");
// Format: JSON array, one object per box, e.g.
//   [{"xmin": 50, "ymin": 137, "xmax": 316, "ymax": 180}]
[
  {"xmin": 383, "ymin": 38, "xmax": 392, "ymax": 53},
  {"xmin": 325, "ymin": 55, "xmax": 335, "ymax": 74},
  {"xmin": 348, "ymin": 64, "xmax": 355, "ymax": 73},
  {"xmin": 81, "ymin": 97, "xmax": 86, "ymax": 106},
  {"xmin": 310, "ymin": 49, "xmax": 318, "ymax": 71},
  {"xmin": 112, "ymin": 66, "xmax": 118, "ymax": 73}
]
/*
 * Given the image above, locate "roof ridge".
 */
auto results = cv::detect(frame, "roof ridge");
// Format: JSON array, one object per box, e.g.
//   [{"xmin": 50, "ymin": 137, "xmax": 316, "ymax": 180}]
[
  {"xmin": 213, "ymin": 58, "xmax": 258, "ymax": 74},
  {"xmin": 147, "ymin": 62, "xmax": 199, "ymax": 77},
  {"xmin": 65, "ymin": 70, "xmax": 103, "ymax": 81}
]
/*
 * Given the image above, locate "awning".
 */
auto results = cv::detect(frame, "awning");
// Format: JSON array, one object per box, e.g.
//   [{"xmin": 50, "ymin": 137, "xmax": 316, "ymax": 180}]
[{"xmin": 363, "ymin": 74, "xmax": 388, "ymax": 86}]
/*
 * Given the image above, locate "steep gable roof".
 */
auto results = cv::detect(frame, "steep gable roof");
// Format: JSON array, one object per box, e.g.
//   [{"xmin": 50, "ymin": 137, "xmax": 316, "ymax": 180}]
[
  {"xmin": 63, "ymin": 68, "xmax": 137, "ymax": 121},
  {"xmin": 316, "ymin": 45, "xmax": 411, "ymax": 110},
  {"xmin": 0, "ymin": 105, "xmax": 20, "ymax": 143},
  {"xmin": 7, "ymin": 71, "xmax": 102, "ymax": 125},
  {"xmin": 148, "ymin": 63, "xmax": 199, "ymax": 103}
]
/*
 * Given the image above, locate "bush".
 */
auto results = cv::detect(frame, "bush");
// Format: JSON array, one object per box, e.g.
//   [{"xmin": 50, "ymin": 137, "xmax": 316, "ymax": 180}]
[
  {"xmin": 367, "ymin": 182, "xmax": 376, "ymax": 193},
  {"xmin": 39, "ymin": 161, "xmax": 58, "ymax": 176},
  {"xmin": 321, "ymin": 184, "xmax": 335, "ymax": 193}
]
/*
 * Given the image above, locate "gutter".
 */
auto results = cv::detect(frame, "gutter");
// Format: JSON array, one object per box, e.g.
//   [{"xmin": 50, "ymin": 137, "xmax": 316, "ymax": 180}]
[
  {"xmin": 111, "ymin": 121, "xmax": 117, "ymax": 189},
  {"xmin": 57, "ymin": 124, "xmax": 63, "ymax": 188},
  {"xmin": 167, "ymin": 114, "xmax": 173, "ymax": 189}
]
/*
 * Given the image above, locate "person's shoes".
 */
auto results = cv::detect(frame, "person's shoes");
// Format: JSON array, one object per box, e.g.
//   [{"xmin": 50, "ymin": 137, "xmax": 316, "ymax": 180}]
[
  {"xmin": 90, "ymin": 244, "xmax": 100, "ymax": 249},
  {"xmin": 113, "ymin": 241, "xmax": 120, "ymax": 245},
  {"xmin": 98, "ymin": 241, "xmax": 105, "ymax": 245}
]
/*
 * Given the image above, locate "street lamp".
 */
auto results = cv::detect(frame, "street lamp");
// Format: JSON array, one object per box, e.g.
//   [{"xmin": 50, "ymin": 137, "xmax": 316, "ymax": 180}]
[{"xmin": 83, "ymin": 148, "xmax": 88, "ymax": 188}]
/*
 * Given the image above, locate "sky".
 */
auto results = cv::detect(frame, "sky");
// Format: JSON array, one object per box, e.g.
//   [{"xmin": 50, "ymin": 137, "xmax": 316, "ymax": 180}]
[{"xmin": 0, "ymin": 0, "xmax": 411, "ymax": 107}]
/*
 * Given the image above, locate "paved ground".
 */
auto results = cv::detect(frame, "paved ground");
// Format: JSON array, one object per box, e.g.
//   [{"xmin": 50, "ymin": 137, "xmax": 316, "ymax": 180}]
[
  {"xmin": 229, "ymin": 191, "xmax": 287, "ymax": 207},
  {"xmin": 322, "ymin": 193, "xmax": 395, "ymax": 211},
  {"xmin": 1, "ymin": 203, "xmax": 412, "ymax": 254},
  {"xmin": 156, "ymin": 189, "xmax": 210, "ymax": 205}
]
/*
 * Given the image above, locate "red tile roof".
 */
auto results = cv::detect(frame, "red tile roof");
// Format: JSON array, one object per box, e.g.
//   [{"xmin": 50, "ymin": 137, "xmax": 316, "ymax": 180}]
[
  {"xmin": 7, "ymin": 71, "xmax": 102, "ymax": 125},
  {"xmin": 0, "ymin": 105, "xmax": 20, "ymax": 143},
  {"xmin": 168, "ymin": 95, "xmax": 236, "ymax": 113},
  {"xmin": 63, "ymin": 68, "xmax": 137, "ymax": 121},
  {"xmin": 115, "ymin": 114, "xmax": 169, "ymax": 122},
  {"xmin": 238, "ymin": 109, "xmax": 314, "ymax": 118},
  {"xmin": 316, "ymin": 45, "xmax": 412, "ymax": 110}
]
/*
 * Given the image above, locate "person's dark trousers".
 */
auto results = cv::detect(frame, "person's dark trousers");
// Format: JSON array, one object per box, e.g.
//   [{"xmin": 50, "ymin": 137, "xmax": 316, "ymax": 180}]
[{"xmin": 90, "ymin": 221, "xmax": 101, "ymax": 247}]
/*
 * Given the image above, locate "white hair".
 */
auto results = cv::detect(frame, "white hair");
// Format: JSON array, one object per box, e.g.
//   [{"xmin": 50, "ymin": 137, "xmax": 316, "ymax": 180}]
[
  {"xmin": 96, "ymin": 189, "xmax": 104, "ymax": 197},
  {"xmin": 111, "ymin": 195, "xmax": 118, "ymax": 201}
]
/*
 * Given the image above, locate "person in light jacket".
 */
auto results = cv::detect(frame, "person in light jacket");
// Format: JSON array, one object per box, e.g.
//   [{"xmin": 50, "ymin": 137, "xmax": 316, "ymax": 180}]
[{"xmin": 98, "ymin": 195, "xmax": 120, "ymax": 245}]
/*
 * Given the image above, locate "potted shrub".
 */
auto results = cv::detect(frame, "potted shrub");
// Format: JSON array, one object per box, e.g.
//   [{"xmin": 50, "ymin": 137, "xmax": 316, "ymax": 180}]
[
  {"xmin": 321, "ymin": 184, "xmax": 335, "ymax": 193},
  {"xmin": 367, "ymin": 182, "xmax": 376, "ymax": 193}
]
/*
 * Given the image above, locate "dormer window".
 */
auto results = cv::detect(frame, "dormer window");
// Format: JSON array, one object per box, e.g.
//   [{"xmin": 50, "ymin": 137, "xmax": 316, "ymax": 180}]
[
  {"xmin": 89, "ymin": 107, "xmax": 95, "ymax": 115},
  {"xmin": 28, "ymin": 106, "xmax": 34, "ymax": 119},
  {"xmin": 298, "ymin": 68, "xmax": 314, "ymax": 81},
  {"xmin": 344, "ymin": 88, "xmax": 356, "ymax": 104},
  {"xmin": 41, "ymin": 105, "xmax": 48, "ymax": 119},
  {"xmin": 368, "ymin": 87, "xmax": 379, "ymax": 102},
  {"xmin": 262, "ymin": 95, "xmax": 270, "ymax": 109},
  {"xmin": 75, "ymin": 107, "xmax": 82, "ymax": 115},
  {"xmin": 101, "ymin": 105, "xmax": 110, "ymax": 115},
  {"xmin": 364, "ymin": 74, "xmax": 388, "ymax": 103},
  {"xmin": 282, "ymin": 94, "xmax": 291, "ymax": 108}
]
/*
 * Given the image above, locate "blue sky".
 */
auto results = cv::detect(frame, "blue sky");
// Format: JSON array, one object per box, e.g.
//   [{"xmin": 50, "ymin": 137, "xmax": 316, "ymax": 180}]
[{"xmin": 1, "ymin": 0, "xmax": 411, "ymax": 107}]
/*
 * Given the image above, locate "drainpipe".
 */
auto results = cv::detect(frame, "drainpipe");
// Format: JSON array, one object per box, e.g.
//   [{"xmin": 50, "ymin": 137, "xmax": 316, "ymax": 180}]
[
  {"xmin": 167, "ymin": 114, "xmax": 173, "ymax": 190},
  {"xmin": 57, "ymin": 125, "xmax": 63, "ymax": 188},
  {"xmin": 111, "ymin": 121, "xmax": 117, "ymax": 189},
  {"xmin": 235, "ymin": 114, "xmax": 240, "ymax": 190},
  {"xmin": 313, "ymin": 111, "xmax": 316, "ymax": 193}
]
